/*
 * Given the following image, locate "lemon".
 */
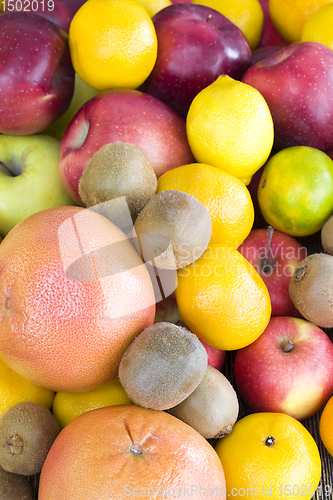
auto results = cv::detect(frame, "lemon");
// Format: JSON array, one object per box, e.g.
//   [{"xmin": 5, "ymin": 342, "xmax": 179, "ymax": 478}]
[
  {"xmin": 186, "ymin": 75, "xmax": 274, "ymax": 185},
  {"xmin": 258, "ymin": 146, "xmax": 333, "ymax": 237},
  {"xmin": 193, "ymin": 0, "xmax": 264, "ymax": 49},
  {"xmin": 216, "ymin": 412, "xmax": 321, "ymax": 500},
  {"xmin": 301, "ymin": 3, "xmax": 333, "ymax": 49},
  {"xmin": 269, "ymin": 0, "xmax": 332, "ymax": 44},
  {"xmin": 0, "ymin": 358, "xmax": 54, "ymax": 417},
  {"xmin": 69, "ymin": 0, "xmax": 158, "ymax": 90},
  {"xmin": 158, "ymin": 163, "xmax": 254, "ymax": 247},
  {"xmin": 52, "ymin": 378, "xmax": 132, "ymax": 429},
  {"xmin": 136, "ymin": 0, "xmax": 172, "ymax": 17}
]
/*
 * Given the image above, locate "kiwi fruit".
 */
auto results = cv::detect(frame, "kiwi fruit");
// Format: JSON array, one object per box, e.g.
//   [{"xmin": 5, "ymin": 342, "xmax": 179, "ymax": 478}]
[
  {"xmin": 0, "ymin": 465, "xmax": 33, "ymax": 500},
  {"xmin": 133, "ymin": 190, "xmax": 212, "ymax": 270},
  {"xmin": 78, "ymin": 142, "xmax": 158, "ymax": 222},
  {"xmin": 289, "ymin": 253, "xmax": 333, "ymax": 327},
  {"xmin": 118, "ymin": 322, "xmax": 208, "ymax": 411},
  {"xmin": 321, "ymin": 214, "xmax": 333, "ymax": 255},
  {"xmin": 168, "ymin": 365, "xmax": 239, "ymax": 439},
  {"xmin": 0, "ymin": 402, "xmax": 60, "ymax": 476}
]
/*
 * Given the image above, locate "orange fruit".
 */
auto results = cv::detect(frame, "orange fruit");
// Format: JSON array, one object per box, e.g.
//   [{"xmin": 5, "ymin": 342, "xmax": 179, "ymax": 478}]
[
  {"xmin": 215, "ymin": 412, "xmax": 322, "ymax": 500},
  {"xmin": 38, "ymin": 404, "xmax": 226, "ymax": 499},
  {"xmin": 258, "ymin": 146, "xmax": 333, "ymax": 237},
  {"xmin": 269, "ymin": 0, "xmax": 333, "ymax": 44},
  {"xmin": 186, "ymin": 76, "xmax": 274, "ymax": 185},
  {"xmin": 157, "ymin": 163, "xmax": 254, "ymax": 247},
  {"xmin": 175, "ymin": 243, "xmax": 271, "ymax": 350},
  {"xmin": 319, "ymin": 395, "xmax": 333, "ymax": 456},
  {"xmin": 69, "ymin": 0, "xmax": 158, "ymax": 90},
  {"xmin": 0, "ymin": 206, "xmax": 155, "ymax": 392},
  {"xmin": 301, "ymin": 3, "xmax": 333, "ymax": 49}
]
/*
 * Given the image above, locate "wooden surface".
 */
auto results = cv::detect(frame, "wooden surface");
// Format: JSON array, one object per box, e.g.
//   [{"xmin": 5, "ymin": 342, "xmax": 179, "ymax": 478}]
[{"xmin": 28, "ymin": 232, "xmax": 333, "ymax": 499}]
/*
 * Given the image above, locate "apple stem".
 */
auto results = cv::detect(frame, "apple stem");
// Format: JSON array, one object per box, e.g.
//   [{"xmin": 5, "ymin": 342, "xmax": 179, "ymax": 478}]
[
  {"xmin": 283, "ymin": 340, "xmax": 294, "ymax": 353},
  {"xmin": 0, "ymin": 160, "xmax": 16, "ymax": 177},
  {"xmin": 262, "ymin": 226, "xmax": 274, "ymax": 270}
]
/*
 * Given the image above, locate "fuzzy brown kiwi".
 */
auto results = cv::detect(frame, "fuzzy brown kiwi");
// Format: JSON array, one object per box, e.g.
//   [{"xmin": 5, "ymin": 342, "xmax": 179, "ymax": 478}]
[
  {"xmin": 78, "ymin": 142, "xmax": 157, "ymax": 222},
  {"xmin": 0, "ymin": 465, "xmax": 33, "ymax": 500},
  {"xmin": 289, "ymin": 253, "xmax": 333, "ymax": 327},
  {"xmin": 0, "ymin": 402, "xmax": 60, "ymax": 476},
  {"xmin": 133, "ymin": 190, "xmax": 212, "ymax": 270},
  {"xmin": 118, "ymin": 322, "xmax": 208, "ymax": 411},
  {"xmin": 321, "ymin": 214, "xmax": 333, "ymax": 255},
  {"xmin": 168, "ymin": 365, "xmax": 239, "ymax": 439}
]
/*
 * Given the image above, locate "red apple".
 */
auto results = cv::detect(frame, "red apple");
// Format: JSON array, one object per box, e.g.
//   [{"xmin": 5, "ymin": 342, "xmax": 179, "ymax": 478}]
[
  {"xmin": 59, "ymin": 89, "xmax": 194, "ymax": 205},
  {"xmin": 3, "ymin": 0, "xmax": 87, "ymax": 32},
  {"xmin": 141, "ymin": 3, "xmax": 252, "ymax": 119},
  {"xmin": 238, "ymin": 228, "xmax": 307, "ymax": 317},
  {"xmin": 0, "ymin": 12, "xmax": 74, "ymax": 135},
  {"xmin": 199, "ymin": 338, "xmax": 226, "ymax": 371},
  {"xmin": 242, "ymin": 42, "xmax": 333, "ymax": 151},
  {"xmin": 234, "ymin": 316, "xmax": 333, "ymax": 420},
  {"xmin": 257, "ymin": 0, "xmax": 288, "ymax": 48}
]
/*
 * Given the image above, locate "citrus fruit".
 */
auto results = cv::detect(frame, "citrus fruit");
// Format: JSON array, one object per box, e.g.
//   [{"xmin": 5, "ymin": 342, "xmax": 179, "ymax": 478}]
[
  {"xmin": 269, "ymin": 0, "xmax": 332, "ymax": 44},
  {"xmin": 258, "ymin": 146, "xmax": 333, "ymax": 237},
  {"xmin": 215, "ymin": 412, "xmax": 321, "ymax": 500},
  {"xmin": 186, "ymin": 75, "xmax": 274, "ymax": 185},
  {"xmin": 52, "ymin": 378, "xmax": 132, "ymax": 429},
  {"xmin": 136, "ymin": 0, "xmax": 172, "ymax": 17},
  {"xmin": 0, "ymin": 206, "xmax": 155, "ymax": 392},
  {"xmin": 38, "ymin": 405, "xmax": 226, "ymax": 499},
  {"xmin": 175, "ymin": 243, "xmax": 271, "ymax": 350},
  {"xmin": 192, "ymin": 0, "xmax": 264, "ymax": 49},
  {"xmin": 301, "ymin": 3, "xmax": 333, "ymax": 49},
  {"xmin": 158, "ymin": 163, "xmax": 254, "ymax": 247},
  {"xmin": 319, "ymin": 394, "xmax": 333, "ymax": 456},
  {"xmin": 69, "ymin": 0, "xmax": 158, "ymax": 90},
  {"xmin": 0, "ymin": 358, "xmax": 54, "ymax": 418}
]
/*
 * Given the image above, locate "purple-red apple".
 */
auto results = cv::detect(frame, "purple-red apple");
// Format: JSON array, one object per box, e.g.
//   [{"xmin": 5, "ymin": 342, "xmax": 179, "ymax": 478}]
[
  {"xmin": 238, "ymin": 228, "xmax": 307, "ymax": 317},
  {"xmin": 0, "ymin": 12, "xmax": 74, "ymax": 135},
  {"xmin": 257, "ymin": 0, "xmax": 288, "ymax": 48},
  {"xmin": 59, "ymin": 89, "xmax": 194, "ymax": 205},
  {"xmin": 141, "ymin": 3, "xmax": 252, "ymax": 119},
  {"xmin": 242, "ymin": 42, "xmax": 333, "ymax": 151},
  {"xmin": 3, "ymin": 0, "xmax": 87, "ymax": 32},
  {"xmin": 234, "ymin": 316, "xmax": 333, "ymax": 420}
]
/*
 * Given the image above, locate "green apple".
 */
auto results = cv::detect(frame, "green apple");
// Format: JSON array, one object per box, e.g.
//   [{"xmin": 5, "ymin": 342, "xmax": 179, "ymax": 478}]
[
  {"xmin": 43, "ymin": 73, "xmax": 100, "ymax": 141},
  {"xmin": 0, "ymin": 134, "xmax": 76, "ymax": 238}
]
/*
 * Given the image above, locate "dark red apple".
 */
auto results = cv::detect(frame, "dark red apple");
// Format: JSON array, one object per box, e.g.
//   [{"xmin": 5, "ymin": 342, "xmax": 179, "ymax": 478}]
[
  {"xmin": 242, "ymin": 42, "xmax": 333, "ymax": 151},
  {"xmin": 234, "ymin": 316, "xmax": 333, "ymax": 420},
  {"xmin": 257, "ymin": 0, "xmax": 288, "ymax": 48},
  {"xmin": 141, "ymin": 3, "xmax": 252, "ymax": 119},
  {"xmin": 59, "ymin": 89, "xmax": 194, "ymax": 205},
  {"xmin": 3, "ymin": 0, "xmax": 87, "ymax": 32},
  {"xmin": 238, "ymin": 228, "xmax": 307, "ymax": 317},
  {"xmin": 0, "ymin": 12, "xmax": 74, "ymax": 135}
]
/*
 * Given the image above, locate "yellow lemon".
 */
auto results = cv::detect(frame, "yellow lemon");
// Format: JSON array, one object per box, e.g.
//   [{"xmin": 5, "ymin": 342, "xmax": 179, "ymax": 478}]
[
  {"xmin": 175, "ymin": 243, "xmax": 271, "ymax": 351},
  {"xmin": 193, "ymin": 0, "xmax": 264, "ymax": 49},
  {"xmin": 301, "ymin": 2, "xmax": 333, "ymax": 49},
  {"xmin": 215, "ymin": 412, "xmax": 321, "ymax": 500},
  {"xmin": 269, "ymin": 0, "xmax": 333, "ymax": 44},
  {"xmin": 0, "ymin": 358, "xmax": 54, "ymax": 417},
  {"xmin": 258, "ymin": 146, "xmax": 333, "ymax": 237},
  {"xmin": 52, "ymin": 378, "xmax": 132, "ymax": 429},
  {"xmin": 186, "ymin": 75, "xmax": 274, "ymax": 185},
  {"xmin": 158, "ymin": 163, "xmax": 254, "ymax": 247},
  {"xmin": 69, "ymin": 0, "xmax": 158, "ymax": 90},
  {"xmin": 136, "ymin": 0, "xmax": 172, "ymax": 17},
  {"xmin": 319, "ymin": 395, "xmax": 333, "ymax": 456}
]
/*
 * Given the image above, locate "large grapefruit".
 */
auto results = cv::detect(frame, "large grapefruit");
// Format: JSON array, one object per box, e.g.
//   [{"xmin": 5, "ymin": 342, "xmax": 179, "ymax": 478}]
[
  {"xmin": 38, "ymin": 404, "xmax": 226, "ymax": 499},
  {"xmin": 0, "ymin": 206, "xmax": 155, "ymax": 392}
]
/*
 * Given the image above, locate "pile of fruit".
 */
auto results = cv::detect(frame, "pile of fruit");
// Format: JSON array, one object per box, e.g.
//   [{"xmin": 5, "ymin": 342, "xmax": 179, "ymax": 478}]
[{"xmin": 0, "ymin": 0, "xmax": 333, "ymax": 498}]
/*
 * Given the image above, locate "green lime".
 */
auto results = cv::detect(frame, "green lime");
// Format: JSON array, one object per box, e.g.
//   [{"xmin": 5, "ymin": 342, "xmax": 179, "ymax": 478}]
[{"xmin": 258, "ymin": 146, "xmax": 333, "ymax": 237}]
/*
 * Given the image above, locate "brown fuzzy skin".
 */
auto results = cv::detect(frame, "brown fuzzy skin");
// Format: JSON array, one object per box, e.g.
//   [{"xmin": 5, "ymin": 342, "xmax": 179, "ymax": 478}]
[
  {"xmin": 0, "ymin": 465, "xmax": 33, "ymax": 500},
  {"xmin": 168, "ymin": 365, "xmax": 239, "ymax": 439},
  {"xmin": 321, "ymin": 215, "xmax": 333, "ymax": 255},
  {"xmin": 79, "ymin": 142, "xmax": 158, "ymax": 222},
  {"xmin": 0, "ymin": 402, "xmax": 60, "ymax": 476},
  {"xmin": 289, "ymin": 253, "xmax": 333, "ymax": 328}
]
